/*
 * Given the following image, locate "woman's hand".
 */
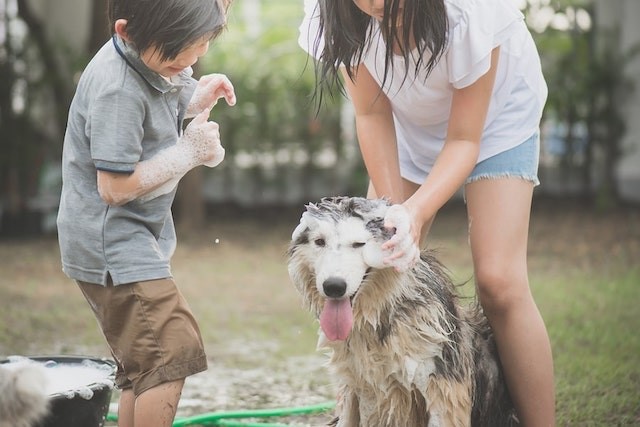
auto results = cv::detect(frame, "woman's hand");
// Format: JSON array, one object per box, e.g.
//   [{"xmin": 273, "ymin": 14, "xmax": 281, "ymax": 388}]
[{"xmin": 380, "ymin": 204, "xmax": 422, "ymax": 271}]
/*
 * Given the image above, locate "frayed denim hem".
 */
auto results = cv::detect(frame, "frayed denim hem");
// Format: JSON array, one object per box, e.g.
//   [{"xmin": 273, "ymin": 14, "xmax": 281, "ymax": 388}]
[{"xmin": 465, "ymin": 172, "xmax": 540, "ymax": 187}]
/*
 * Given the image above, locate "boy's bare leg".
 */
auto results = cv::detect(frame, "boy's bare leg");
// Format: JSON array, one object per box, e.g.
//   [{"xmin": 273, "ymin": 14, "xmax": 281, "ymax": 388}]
[
  {"xmin": 116, "ymin": 381, "xmax": 185, "ymax": 427},
  {"xmin": 134, "ymin": 379, "xmax": 185, "ymax": 427},
  {"xmin": 117, "ymin": 389, "xmax": 135, "ymax": 427}
]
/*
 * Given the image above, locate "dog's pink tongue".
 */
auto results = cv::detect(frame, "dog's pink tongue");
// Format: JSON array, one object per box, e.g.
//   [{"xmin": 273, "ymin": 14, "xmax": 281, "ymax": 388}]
[{"xmin": 320, "ymin": 298, "xmax": 353, "ymax": 341}]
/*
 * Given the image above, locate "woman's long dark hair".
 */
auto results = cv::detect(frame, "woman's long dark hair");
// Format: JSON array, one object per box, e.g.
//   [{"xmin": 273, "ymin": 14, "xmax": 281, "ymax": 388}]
[{"xmin": 312, "ymin": 0, "xmax": 448, "ymax": 102}]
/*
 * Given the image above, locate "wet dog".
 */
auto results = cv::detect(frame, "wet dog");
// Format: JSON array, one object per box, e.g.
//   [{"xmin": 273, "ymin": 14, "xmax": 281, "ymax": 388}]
[
  {"xmin": 0, "ymin": 360, "xmax": 50, "ymax": 427},
  {"xmin": 287, "ymin": 197, "xmax": 518, "ymax": 427}
]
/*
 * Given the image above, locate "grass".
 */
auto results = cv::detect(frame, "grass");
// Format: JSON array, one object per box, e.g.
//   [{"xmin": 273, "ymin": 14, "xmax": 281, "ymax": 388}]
[
  {"xmin": 0, "ymin": 198, "xmax": 639, "ymax": 425},
  {"xmin": 539, "ymin": 269, "xmax": 640, "ymax": 425}
]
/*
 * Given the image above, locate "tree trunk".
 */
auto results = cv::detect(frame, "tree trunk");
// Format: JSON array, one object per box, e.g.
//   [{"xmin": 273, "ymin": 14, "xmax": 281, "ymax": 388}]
[
  {"xmin": 17, "ymin": 0, "xmax": 74, "ymax": 132},
  {"xmin": 88, "ymin": 0, "xmax": 110, "ymax": 55},
  {"xmin": 176, "ymin": 168, "xmax": 207, "ymax": 234},
  {"xmin": 176, "ymin": 63, "xmax": 207, "ymax": 232}
]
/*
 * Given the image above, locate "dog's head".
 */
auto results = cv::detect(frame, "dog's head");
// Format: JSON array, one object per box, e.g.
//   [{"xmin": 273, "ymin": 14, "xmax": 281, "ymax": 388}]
[{"xmin": 287, "ymin": 196, "xmax": 396, "ymax": 342}]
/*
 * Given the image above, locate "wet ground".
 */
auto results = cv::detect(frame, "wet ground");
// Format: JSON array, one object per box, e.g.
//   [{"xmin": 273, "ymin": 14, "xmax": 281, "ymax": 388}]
[
  {"xmin": 3, "ymin": 198, "xmax": 638, "ymax": 426},
  {"xmin": 107, "ymin": 340, "xmax": 336, "ymax": 426}
]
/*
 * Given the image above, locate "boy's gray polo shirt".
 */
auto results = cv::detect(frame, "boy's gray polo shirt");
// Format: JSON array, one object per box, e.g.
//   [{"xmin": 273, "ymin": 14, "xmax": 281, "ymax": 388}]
[{"xmin": 57, "ymin": 36, "xmax": 197, "ymax": 286}]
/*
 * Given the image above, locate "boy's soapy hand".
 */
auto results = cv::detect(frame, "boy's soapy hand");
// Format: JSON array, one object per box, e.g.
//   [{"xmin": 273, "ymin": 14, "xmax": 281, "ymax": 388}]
[
  {"xmin": 133, "ymin": 109, "xmax": 224, "ymax": 204},
  {"xmin": 181, "ymin": 108, "xmax": 225, "ymax": 168},
  {"xmin": 187, "ymin": 73, "xmax": 236, "ymax": 116}
]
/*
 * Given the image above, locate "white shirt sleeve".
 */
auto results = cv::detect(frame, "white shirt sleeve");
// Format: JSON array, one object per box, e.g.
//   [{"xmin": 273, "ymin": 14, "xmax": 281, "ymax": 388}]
[
  {"xmin": 298, "ymin": 0, "xmax": 323, "ymax": 59},
  {"xmin": 446, "ymin": 0, "xmax": 524, "ymax": 89}
]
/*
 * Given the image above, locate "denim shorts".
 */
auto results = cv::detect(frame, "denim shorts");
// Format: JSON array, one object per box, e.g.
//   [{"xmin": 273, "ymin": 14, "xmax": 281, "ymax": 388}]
[{"xmin": 466, "ymin": 132, "xmax": 541, "ymax": 186}]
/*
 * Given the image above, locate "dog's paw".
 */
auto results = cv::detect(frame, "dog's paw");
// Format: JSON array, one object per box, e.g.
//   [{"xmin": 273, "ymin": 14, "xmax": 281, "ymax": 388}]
[{"xmin": 327, "ymin": 415, "xmax": 339, "ymax": 426}]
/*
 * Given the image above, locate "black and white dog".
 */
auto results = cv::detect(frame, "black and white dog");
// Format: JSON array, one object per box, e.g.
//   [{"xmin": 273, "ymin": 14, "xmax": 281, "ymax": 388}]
[{"xmin": 287, "ymin": 197, "xmax": 518, "ymax": 427}]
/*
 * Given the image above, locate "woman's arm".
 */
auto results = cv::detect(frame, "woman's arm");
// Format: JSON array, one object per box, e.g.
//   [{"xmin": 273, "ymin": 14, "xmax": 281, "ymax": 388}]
[
  {"xmin": 403, "ymin": 47, "xmax": 501, "ymax": 241},
  {"xmin": 379, "ymin": 47, "xmax": 500, "ymax": 268},
  {"xmin": 340, "ymin": 64, "xmax": 404, "ymax": 204}
]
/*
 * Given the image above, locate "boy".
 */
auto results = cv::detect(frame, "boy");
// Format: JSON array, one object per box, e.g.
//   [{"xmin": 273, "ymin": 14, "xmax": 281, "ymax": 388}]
[{"xmin": 56, "ymin": 1, "xmax": 236, "ymax": 426}]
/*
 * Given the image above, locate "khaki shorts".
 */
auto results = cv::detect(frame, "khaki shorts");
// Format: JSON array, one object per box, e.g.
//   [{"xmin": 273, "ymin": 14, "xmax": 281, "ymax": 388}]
[{"xmin": 77, "ymin": 278, "xmax": 208, "ymax": 396}]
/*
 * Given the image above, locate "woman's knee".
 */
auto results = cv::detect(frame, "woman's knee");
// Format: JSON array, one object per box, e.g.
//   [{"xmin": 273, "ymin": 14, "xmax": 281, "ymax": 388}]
[{"xmin": 474, "ymin": 263, "xmax": 530, "ymax": 316}]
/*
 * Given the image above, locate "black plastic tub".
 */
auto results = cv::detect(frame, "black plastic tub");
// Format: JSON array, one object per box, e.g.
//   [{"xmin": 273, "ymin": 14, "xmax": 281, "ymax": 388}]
[{"xmin": 1, "ymin": 355, "xmax": 116, "ymax": 427}]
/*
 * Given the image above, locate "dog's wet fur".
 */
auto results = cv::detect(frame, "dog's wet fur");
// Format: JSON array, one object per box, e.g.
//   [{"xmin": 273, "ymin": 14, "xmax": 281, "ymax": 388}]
[
  {"xmin": 288, "ymin": 197, "xmax": 518, "ymax": 427},
  {"xmin": 0, "ymin": 361, "xmax": 50, "ymax": 427}
]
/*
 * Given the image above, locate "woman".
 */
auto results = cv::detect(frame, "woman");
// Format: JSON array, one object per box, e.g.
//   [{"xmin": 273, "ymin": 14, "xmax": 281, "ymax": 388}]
[{"xmin": 298, "ymin": 0, "xmax": 555, "ymax": 425}]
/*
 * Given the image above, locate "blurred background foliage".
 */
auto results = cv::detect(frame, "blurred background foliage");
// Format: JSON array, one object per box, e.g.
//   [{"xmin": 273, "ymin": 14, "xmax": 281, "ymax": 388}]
[
  {"xmin": 197, "ymin": 1, "xmax": 362, "ymax": 210},
  {"xmin": 0, "ymin": 0, "xmax": 638, "ymax": 236}
]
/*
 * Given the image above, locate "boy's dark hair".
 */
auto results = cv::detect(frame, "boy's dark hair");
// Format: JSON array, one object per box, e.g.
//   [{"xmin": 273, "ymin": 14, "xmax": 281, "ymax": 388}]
[
  {"xmin": 312, "ymin": 0, "xmax": 448, "ymax": 99},
  {"xmin": 108, "ymin": 0, "xmax": 228, "ymax": 61}
]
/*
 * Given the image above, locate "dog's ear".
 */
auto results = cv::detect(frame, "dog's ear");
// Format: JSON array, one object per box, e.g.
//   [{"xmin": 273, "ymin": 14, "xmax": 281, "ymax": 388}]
[
  {"xmin": 362, "ymin": 215, "xmax": 393, "ymax": 269},
  {"xmin": 363, "ymin": 239, "xmax": 387, "ymax": 269},
  {"xmin": 291, "ymin": 210, "xmax": 317, "ymax": 242},
  {"xmin": 359, "ymin": 200, "xmax": 396, "ymax": 269}
]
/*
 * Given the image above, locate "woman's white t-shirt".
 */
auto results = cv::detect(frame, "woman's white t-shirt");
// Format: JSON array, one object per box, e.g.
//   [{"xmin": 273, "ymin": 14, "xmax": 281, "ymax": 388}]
[{"xmin": 299, "ymin": 0, "xmax": 548, "ymax": 181}]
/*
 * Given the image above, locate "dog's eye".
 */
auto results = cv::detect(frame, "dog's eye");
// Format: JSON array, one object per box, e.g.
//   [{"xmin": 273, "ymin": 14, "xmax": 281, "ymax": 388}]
[
  {"xmin": 314, "ymin": 238, "xmax": 326, "ymax": 247},
  {"xmin": 352, "ymin": 242, "xmax": 365, "ymax": 248}
]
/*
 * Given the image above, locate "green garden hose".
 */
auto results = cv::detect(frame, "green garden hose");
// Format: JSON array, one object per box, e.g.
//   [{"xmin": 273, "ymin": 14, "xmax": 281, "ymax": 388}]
[{"xmin": 106, "ymin": 401, "xmax": 335, "ymax": 426}]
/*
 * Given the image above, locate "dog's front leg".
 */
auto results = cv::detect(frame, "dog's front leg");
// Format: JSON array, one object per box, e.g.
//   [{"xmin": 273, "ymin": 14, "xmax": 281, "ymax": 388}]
[
  {"xmin": 426, "ymin": 378, "xmax": 472, "ymax": 427},
  {"xmin": 334, "ymin": 386, "xmax": 361, "ymax": 427},
  {"xmin": 427, "ymin": 412, "xmax": 444, "ymax": 427}
]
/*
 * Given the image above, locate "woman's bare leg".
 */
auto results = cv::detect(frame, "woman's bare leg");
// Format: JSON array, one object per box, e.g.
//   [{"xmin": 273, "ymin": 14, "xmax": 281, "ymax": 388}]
[{"xmin": 465, "ymin": 178, "xmax": 555, "ymax": 426}]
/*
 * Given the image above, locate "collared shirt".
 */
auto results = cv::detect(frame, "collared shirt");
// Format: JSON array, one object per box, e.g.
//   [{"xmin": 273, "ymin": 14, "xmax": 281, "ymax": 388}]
[{"xmin": 57, "ymin": 36, "xmax": 197, "ymax": 286}]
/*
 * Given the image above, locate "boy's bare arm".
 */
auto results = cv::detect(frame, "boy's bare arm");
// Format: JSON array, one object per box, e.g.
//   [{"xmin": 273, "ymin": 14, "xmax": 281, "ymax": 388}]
[{"xmin": 97, "ymin": 109, "xmax": 223, "ymax": 206}]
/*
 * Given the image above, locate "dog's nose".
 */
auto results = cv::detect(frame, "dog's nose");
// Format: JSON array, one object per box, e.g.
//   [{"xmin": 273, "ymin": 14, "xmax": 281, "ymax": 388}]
[{"xmin": 323, "ymin": 277, "xmax": 347, "ymax": 298}]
